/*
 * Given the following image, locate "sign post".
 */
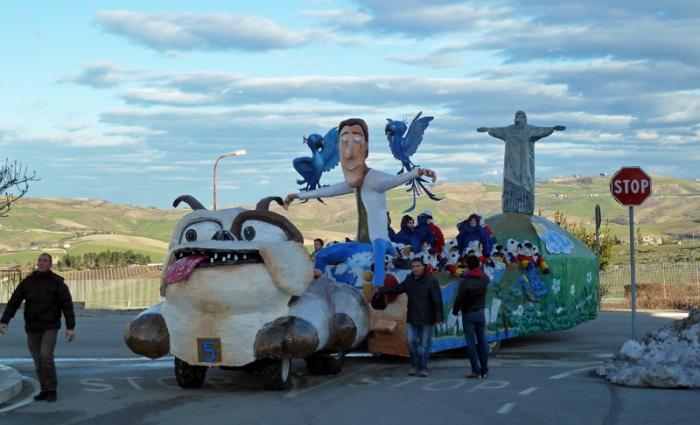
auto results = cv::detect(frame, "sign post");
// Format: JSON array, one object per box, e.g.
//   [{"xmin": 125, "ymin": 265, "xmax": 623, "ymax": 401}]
[
  {"xmin": 595, "ymin": 204, "xmax": 601, "ymax": 310},
  {"xmin": 610, "ymin": 166, "xmax": 652, "ymax": 340}
]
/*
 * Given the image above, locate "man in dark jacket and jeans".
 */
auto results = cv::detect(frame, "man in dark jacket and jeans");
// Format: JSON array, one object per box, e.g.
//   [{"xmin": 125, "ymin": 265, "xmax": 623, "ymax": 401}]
[
  {"xmin": 0, "ymin": 253, "xmax": 76, "ymax": 402},
  {"xmin": 452, "ymin": 255, "xmax": 490, "ymax": 379},
  {"xmin": 374, "ymin": 257, "xmax": 443, "ymax": 377}
]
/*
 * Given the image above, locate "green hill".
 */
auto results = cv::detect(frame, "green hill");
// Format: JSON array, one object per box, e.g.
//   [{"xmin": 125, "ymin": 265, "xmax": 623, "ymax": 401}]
[{"xmin": 2, "ymin": 175, "xmax": 700, "ymax": 267}]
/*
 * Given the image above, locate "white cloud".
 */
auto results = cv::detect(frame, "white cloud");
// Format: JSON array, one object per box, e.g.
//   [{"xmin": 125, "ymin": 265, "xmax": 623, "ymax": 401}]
[
  {"xmin": 59, "ymin": 122, "xmax": 88, "ymax": 132},
  {"xmin": 92, "ymin": 10, "xmax": 342, "ymax": 53}
]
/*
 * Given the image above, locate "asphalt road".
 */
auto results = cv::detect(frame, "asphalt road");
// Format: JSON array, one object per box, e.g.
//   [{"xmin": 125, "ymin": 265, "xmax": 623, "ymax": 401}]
[{"xmin": 0, "ymin": 309, "xmax": 696, "ymax": 425}]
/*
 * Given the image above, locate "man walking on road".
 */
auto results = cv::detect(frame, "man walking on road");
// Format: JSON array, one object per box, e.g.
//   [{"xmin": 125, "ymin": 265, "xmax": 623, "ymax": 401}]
[
  {"xmin": 452, "ymin": 255, "xmax": 490, "ymax": 379},
  {"xmin": 374, "ymin": 257, "xmax": 444, "ymax": 377},
  {"xmin": 0, "ymin": 253, "xmax": 76, "ymax": 402}
]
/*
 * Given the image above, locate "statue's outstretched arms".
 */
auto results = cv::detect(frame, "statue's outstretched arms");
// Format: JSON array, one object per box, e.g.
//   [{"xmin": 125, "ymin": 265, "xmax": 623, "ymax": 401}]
[
  {"xmin": 529, "ymin": 125, "xmax": 564, "ymax": 143},
  {"xmin": 370, "ymin": 168, "xmax": 421, "ymax": 192},
  {"xmin": 477, "ymin": 126, "xmax": 508, "ymax": 142},
  {"xmin": 298, "ymin": 181, "xmax": 353, "ymax": 200}
]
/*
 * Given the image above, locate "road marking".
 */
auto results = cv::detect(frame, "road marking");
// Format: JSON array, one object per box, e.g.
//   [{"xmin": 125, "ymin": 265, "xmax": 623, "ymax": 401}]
[
  {"xmin": 0, "ymin": 376, "xmax": 39, "ymax": 414},
  {"xmin": 519, "ymin": 387, "xmax": 538, "ymax": 395},
  {"xmin": 284, "ymin": 364, "xmax": 375, "ymax": 398},
  {"xmin": 1, "ymin": 356, "xmax": 173, "ymax": 365},
  {"xmin": 466, "ymin": 380, "xmax": 509, "ymax": 392},
  {"xmin": 387, "ymin": 378, "xmax": 420, "ymax": 389},
  {"xmin": 497, "ymin": 403, "xmax": 516, "ymax": 414},
  {"xmin": 549, "ymin": 366, "xmax": 597, "ymax": 380},
  {"xmin": 422, "ymin": 379, "xmax": 466, "ymax": 391}
]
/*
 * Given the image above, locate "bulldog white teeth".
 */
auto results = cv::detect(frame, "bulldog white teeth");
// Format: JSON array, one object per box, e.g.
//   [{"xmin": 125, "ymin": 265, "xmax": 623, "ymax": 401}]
[
  {"xmin": 210, "ymin": 258, "xmax": 214, "ymax": 263},
  {"xmin": 226, "ymin": 254, "xmax": 231, "ymax": 259},
  {"xmin": 242, "ymin": 254, "xmax": 247, "ymax": 260},
  {"xmin": 214, "ymin": 253, "xmax": 218, "ymax": 259},
  {"xmin": 234, "ymin": 255, "xmax": 238, "ymax": 261}
]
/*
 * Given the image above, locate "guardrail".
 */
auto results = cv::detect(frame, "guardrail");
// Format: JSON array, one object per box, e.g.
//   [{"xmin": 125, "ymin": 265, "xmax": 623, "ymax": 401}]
[{"xmin": 601, "ymin": 262, "xmax": 700, "ymax": 300}]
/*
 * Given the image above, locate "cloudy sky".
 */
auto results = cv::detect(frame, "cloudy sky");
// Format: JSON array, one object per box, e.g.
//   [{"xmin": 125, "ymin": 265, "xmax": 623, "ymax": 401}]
[{"xmin": 2, "ymin": 1, "xmax": 699, "ymax": 209}]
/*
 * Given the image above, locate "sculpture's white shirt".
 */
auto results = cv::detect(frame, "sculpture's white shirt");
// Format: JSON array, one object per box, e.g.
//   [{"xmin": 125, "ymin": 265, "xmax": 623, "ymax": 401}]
[{"xmin": 299, "ymin": 168, "xmax": 420, "ymax": 241}]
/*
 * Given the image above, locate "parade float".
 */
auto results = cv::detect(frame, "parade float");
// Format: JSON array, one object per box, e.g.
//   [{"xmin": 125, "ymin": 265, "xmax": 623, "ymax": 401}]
[{"xmin": 123, "ymin": 111, "xmax": 599, "ymax": 390}]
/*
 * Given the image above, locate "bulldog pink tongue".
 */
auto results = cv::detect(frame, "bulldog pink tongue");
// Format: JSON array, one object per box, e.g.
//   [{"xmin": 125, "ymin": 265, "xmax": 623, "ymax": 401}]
[{"xmin": 165, "ymin": 254, "xmax": 209, "ymax": 284}]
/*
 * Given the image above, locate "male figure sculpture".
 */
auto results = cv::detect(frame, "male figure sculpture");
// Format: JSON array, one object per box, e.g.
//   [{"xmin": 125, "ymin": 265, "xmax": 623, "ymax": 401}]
[
  {"xmin": 285, "ymin": 118, "xmax": 436, "ymax": 286},
  {"xmin": 477, "ymin": 111, "xmax": 565, "ymax": 215}
]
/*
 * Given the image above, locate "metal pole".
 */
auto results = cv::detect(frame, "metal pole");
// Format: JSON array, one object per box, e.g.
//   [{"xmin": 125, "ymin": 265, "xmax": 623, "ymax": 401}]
[
  {"xmin": 595, "ymin": 204, "xmax": 601, "ymax": 310},
  {"xmin": 596, "ymin": 227, "xmax": 601, "ymax": 309},
  {"xmin": 629, "ymin": 206, "xmax": 637, "ymax": 341},
  {"xmin": 213, "ymin": 150, "xmax": 246, "ymax": 210}
]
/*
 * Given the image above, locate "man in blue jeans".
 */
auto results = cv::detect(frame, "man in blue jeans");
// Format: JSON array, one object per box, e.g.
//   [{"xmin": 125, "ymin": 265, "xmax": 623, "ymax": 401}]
[
  {"xmin": 374, "ymin": 258, "xmax": 444, "ymax": 377},
  {"xmin": 452, "ymin": 255, "xmax": 490, "ymax": 378}
]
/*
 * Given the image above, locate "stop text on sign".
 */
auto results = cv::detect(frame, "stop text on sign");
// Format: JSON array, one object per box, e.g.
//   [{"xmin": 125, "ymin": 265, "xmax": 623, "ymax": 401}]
[
  {"xmin": 612, "ymin": 179, "xmax": 649, "ymax": 195},
  {"xmin": 610, "ymin": 166, "xmax": 652, "ymax": 206}
]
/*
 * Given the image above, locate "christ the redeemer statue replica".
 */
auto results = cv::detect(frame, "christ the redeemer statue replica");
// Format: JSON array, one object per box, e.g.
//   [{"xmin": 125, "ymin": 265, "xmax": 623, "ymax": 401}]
[{"xmin": 477, "ymin": 111, "xmax": 565, "ymax": 215}]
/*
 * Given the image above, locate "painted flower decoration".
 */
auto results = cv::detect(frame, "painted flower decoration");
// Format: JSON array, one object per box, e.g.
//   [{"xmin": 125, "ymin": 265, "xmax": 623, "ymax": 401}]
[
  {"xmin": 586, "ymin": 272, "xmax": 592, "ymax": 284},
  {"xmin": 513, "ymin": 304, "xmax": 524, "ymax": 316},
  {"xmin": 552, "ymin": 279, "xmax": 561, "ymax": 294},
  {"xmin": 570, "ymin": 284, "xmax": 576, "ymax": 296}
]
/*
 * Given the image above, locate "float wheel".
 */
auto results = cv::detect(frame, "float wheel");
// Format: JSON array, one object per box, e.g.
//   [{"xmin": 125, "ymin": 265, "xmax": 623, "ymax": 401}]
[
  {"xmin": 261, "ymin": 358, "xmax": 292, "ymax": 391},
  {"xmin": 174, "ymin": 357, "xmax": 207, "ymax": 389}
]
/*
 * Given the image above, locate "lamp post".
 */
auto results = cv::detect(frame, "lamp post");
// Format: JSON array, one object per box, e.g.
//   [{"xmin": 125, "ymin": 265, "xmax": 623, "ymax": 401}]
[{"xmin": 213, "ymin": 150, "xmax": 246, "ymax": 210}]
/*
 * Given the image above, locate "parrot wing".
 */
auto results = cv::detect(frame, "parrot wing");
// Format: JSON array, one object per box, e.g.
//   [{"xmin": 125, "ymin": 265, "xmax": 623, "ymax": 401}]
[
  {"xmin": 293, "ymin": 156, "xmax": 316, "ymax": 184},
  {"xmin": 402, "ymin": 111, "xmax": 434, "ymax": 158},
  {"xmin": 320, "ymin": 126, "xmax": 340, "ymax": 172}
]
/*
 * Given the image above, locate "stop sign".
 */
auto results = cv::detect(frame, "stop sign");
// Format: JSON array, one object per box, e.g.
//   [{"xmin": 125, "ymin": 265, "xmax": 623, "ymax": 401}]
[{"xmin": 610, "ymin": 166, "xmax": 652, "ymax": 206}]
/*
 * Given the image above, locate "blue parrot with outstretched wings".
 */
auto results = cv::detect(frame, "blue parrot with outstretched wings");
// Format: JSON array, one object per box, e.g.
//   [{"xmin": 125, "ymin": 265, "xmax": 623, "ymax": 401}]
[
  {"xmin": 292, "ymin": 126, "xmax": 340, "ymax": 204},
  {"xmin": 385, "ymin": 111, "xmax": 441, "ymax": 212}
]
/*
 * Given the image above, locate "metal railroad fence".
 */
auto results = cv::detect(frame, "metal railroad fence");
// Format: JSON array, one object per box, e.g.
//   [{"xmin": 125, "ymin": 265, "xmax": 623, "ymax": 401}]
[
  {"xmin": 0, "ymin": 270, "xmax": 23, "ymax": 304},
  {"xmin": 65, "ymin": 278, "xmax": 162, "ymax": 309},
  {"xmin": 601, "ymin": 262, "xmax": 700, "ymax": 300}
]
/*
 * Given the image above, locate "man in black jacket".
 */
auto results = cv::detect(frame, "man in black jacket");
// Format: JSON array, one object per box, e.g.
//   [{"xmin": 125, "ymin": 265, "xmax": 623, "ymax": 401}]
[
  {"xmin": 0, "ymin": 253, "xmax": 76, "ymax": 402},
  {"xmin": 452, "ymin": 255, "xmax": 490, "ymax": 379},
  {"xmin": 374, "ymin": 257, "xmax": 443, "ymax": 377}
]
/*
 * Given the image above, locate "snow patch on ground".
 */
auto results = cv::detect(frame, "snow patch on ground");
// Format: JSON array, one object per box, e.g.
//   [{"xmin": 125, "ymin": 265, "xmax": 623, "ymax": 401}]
[{"xmin": 596, "ymin": 308, "xmax": 700, "ymax": 388}]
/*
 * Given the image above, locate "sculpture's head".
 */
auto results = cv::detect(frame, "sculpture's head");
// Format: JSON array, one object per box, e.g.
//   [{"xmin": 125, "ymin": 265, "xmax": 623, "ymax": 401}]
[
  {"xmin": 514, "ymin": 110, "xmax": 527, "ymax": 126},
  {"xmin": 339, "ymin": 118, "xmax": 369, "ymax": 188}
]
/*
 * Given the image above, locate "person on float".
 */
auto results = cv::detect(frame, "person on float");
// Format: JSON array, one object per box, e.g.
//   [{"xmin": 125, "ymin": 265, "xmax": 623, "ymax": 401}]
[
  {"xmin": 413, "ymin": 212, "xmax": 436, "ymax": 253},
  {"xmin": 395, "ymin": 215, "xmax": 422, "ymax": 254},
  {"xmin": 456, "ymin": 213, "xmax": 493, "ymax": 257},
  {"xmin": 420, "ymin": 210, "xmax": 445, "ymax": 255}
]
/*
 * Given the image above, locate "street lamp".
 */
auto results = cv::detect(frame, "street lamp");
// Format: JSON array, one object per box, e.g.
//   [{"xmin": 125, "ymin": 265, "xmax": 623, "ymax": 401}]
[{"xmin": 213, "ymin": 150, "xmax": 246, "ymax": 210}]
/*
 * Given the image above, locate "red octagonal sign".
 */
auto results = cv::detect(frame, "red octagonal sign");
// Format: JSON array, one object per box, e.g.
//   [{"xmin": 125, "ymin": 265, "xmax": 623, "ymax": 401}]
[{"xmin": 610, "ymin": 166, "xmax": 652, "ymax": 206}]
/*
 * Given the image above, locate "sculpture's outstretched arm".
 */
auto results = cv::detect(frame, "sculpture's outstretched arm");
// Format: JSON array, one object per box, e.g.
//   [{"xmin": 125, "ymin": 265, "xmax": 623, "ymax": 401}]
[
  {"xmin": 476, "ymin": 126, "xmax": 508, "ymax": 142},
  {"xmin": 529, "ymin": 125, "xmax": 565, "ymax": 143}
]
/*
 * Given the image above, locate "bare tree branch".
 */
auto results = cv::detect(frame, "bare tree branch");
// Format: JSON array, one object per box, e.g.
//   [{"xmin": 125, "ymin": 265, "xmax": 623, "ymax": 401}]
[{"xmin": 1, "ymin": 159, "xmax": 40, "ymax": 217}]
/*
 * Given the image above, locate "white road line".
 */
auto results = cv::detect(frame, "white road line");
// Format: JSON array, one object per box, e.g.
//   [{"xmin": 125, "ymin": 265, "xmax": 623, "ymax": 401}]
[
  {"xmin": 519, "ymin": 387, "xmax": 538, "ymax": 395},
  {"xmin": 0, "ymin": 376, "xmax": 39, "ymax": 414},
  {"xmin": 549, "ymin": 366, "xmax": 598, "ymax": 380},
  {"xmin": 1, "ymin": 357, "xmax": 173, "ymax": 365},
  {"xmin": 497, "ymin": 403, "xmax": 516, "ymax": 414},
  {"xmin": 284, "ymin": 364, "xmax": 375, "ymax": 398}
]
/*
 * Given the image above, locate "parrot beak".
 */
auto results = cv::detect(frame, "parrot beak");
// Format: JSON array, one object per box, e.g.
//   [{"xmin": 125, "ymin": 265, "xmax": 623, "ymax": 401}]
[{"xmin": 315, "ymin": 138, "xmax": 324, "ymax": 150}]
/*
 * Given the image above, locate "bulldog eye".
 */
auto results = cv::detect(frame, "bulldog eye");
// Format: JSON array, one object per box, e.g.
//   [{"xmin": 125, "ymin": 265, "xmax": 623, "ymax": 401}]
[
  {"xmin": 238, "ymin": 220, "xmax": 289, "ymax": 242},
  {"xmin": 243, "ymin": 226, "xmax": 256, "ymax": 241},
  {"xmin": 180, "ymin": 221, "xmax": 222, "ymax": 244}
]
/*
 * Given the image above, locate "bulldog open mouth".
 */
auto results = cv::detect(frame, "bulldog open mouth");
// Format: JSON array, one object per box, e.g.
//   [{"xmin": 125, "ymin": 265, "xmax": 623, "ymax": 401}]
[{"xmin": 164, "ymin": 248, "xmax": 263, "ymax": 284}]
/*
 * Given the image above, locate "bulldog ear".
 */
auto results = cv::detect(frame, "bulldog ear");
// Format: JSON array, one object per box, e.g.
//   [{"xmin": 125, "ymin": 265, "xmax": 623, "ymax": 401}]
[
  {"xmin": 173, "ymin": 195, "xmax": 206, "ymax": 210},
  {"xmin": 258, "ymin": 244, "xmax": 313, "ymax": 296}
]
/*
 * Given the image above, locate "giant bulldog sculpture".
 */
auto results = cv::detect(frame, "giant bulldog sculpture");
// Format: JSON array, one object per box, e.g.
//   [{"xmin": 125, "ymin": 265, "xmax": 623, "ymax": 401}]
[{"xmin": 124, "ymin": 195, "xmax": 370, "ymax": 390}]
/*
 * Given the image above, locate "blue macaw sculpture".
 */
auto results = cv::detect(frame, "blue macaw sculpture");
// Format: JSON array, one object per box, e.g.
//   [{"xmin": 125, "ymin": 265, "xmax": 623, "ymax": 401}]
[
  {"xmin": 385, "ymin": 111, "xmax": 441, "ymax": 212},
  {"xmin": 292, "ymin": 127, "xmax": 340, "ymax": 204}
]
